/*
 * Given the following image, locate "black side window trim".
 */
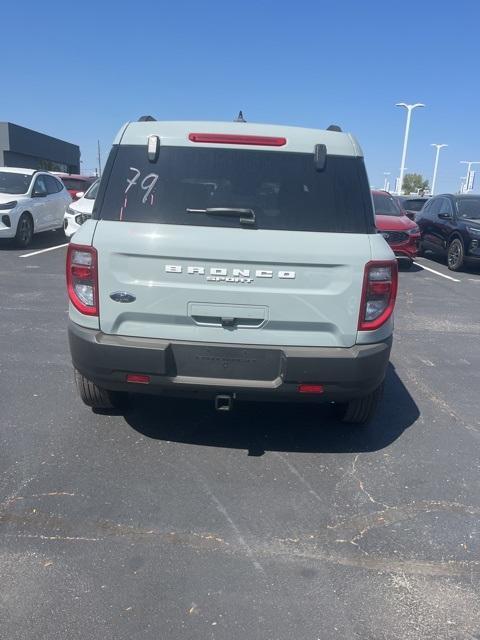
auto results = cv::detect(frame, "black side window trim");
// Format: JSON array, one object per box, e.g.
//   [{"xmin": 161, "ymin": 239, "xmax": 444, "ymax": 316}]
[
  {"xmin": 92, "ymin": 145, "xmax": 120, "ymax": 220},
  {"xmin": 33, "ymin": 175, "xmax": 48, "ymax": 195},
  {"xmin": 443, "ymin": 198, "xmax": 454, "ymax": 217},
  {"xmin": 45, "ymin": 174, "xmax": 62, "ymax": 194}
]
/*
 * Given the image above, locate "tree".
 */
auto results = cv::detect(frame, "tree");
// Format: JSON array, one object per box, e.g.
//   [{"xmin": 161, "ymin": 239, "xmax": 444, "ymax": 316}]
[{"xmin": 402, "ymin": 173, "xmax": 429, "ymax": 195}]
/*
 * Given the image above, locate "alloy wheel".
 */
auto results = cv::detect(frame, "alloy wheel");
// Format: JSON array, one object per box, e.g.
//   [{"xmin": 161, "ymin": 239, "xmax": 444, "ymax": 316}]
[
  {"xmin": 20, "ymin": 217, "xmax": 33, "ymax": 245},
  {"xmin": 448, "ymin": 239, "xmax": 463, "ymax": 271}
]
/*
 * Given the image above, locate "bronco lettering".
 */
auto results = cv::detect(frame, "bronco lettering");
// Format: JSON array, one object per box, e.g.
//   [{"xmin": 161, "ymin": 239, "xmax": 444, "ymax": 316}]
[{"xmin": 165, "ymin": 265, "xmax": 296, "ymax": 281}]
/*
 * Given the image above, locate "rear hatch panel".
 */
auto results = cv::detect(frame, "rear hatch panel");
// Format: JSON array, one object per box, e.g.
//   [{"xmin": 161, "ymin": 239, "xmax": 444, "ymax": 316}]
[{"xmin": 95, "ymin": 221, "xmax": 371, "ymax": 348}]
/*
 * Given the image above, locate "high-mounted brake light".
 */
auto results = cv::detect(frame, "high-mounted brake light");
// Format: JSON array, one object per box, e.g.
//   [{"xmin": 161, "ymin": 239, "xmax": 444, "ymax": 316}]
[
  {"xmin": 188, "ymin": 133, "xmax": 287, "ymax": 146},
  {"xmin": 358, "ymin": 261, "xmax": 398, "ymax": 331},
  {"xmin": 66, "ymin": 244, "xmax": 98, "ymax": 316}
]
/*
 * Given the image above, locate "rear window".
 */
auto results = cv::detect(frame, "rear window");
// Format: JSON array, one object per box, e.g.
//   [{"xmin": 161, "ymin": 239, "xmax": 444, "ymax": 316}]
[
  {"xmin": 457, "ymin": 197, "xmax": 480, "ymax": 220},
  {"xmin": 373, "ymin": 192, "xmax": 402, "ymax": 216},
  {"xmin": 403, "ymin": 198, "xmax": 427, "ymax": 212},
  {"xmin": 45, "ymin": 175, "xmax": 63, "ymax": 194},
  {"xmin": 62, "ymin": 178, "xmax": 92, "ymax": 191},
  {"xmin": 96, "ymin": 145, "xmax": 374, "ymax": 233},
  {"xmin": 84, "ymin": 179, "xmax": 99, "ymax": 200}
]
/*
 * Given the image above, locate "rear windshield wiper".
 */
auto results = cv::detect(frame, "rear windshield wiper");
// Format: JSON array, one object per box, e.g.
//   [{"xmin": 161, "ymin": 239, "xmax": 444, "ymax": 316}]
[{"xmin": 186, "ymin": 207, "xmax": 256, "ymax": 226}]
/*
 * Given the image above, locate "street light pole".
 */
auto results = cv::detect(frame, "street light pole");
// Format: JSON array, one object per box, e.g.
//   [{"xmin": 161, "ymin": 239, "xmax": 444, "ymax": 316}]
[
  {"xmin": 97, "ymin": 140, "xmax": 102, "ymax": 178},
  {"xmin": 383, "ymin": 172, "xmax": 391, "ymax": 191},
  {"xmin": 431, "ymin": 144, "xmax": 447, "ymax": 195},
  {"xmin": 460, "ymin": 161, "xmax": 480, "ymax": 192},
  {"xmin": 396, "ymin": 102, "xmax": 425, "ymax": 195}
]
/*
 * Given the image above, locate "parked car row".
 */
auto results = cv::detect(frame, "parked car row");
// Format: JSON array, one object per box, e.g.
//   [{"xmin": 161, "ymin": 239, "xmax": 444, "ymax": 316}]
[
  {"xmin": 0, "ymin": 168, "xmax": 97, "ymax": 247},
  {"xmin": 372, "ymin": 189, "xmax": 480, "ymax": 272}
]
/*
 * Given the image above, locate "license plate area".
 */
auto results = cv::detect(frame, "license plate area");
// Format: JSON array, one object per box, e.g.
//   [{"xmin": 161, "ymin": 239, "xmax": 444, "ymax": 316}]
[{"xmin": 172, "ymin": 344, "xmax": 281, "ymax": 381}]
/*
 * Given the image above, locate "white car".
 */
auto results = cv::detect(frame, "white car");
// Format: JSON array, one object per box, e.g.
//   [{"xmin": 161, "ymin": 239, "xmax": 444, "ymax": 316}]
[
  {"xmin": 0, "ymin": 167, "xmax": 71, "ymax": 247},
  {"xmin": 64, "ymin": 179, "xmax": 99, "ymax": 238}
]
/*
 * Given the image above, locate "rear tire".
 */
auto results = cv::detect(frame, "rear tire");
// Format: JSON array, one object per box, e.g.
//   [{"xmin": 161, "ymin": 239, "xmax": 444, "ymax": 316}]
[
  {"xmin": 447, "ymin": 238, "xmax": 464, "ymax": 271},
  {"xmin": 338, "ymin": 384, "xmax": 384, "ymax": 425},
  {"xmin": 14, "ymin": 213, "xmax": 34, "ymax": 248},
  {"xmin": 74, "ymin": 369, "xmax": 127, "ymax": 411}
]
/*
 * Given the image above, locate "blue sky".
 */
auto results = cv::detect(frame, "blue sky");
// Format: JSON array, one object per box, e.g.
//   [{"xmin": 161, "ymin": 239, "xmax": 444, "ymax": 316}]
[{"xmin": 2, "ymin": 0, "xmax": 480, "ymax": 193}]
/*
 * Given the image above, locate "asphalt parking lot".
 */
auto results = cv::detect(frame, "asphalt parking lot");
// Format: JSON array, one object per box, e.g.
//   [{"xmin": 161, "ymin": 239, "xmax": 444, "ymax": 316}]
[{"xmin": 1, "ymin": 234, "xmax": 480, "ymax": 640}]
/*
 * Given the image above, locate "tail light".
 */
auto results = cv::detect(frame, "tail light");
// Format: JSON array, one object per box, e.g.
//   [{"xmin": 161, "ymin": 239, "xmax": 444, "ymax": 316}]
[
  {"xmin": 358, "ymin": 261, "xmax": 398, "ymax": 331},
  {"xmin": 66, "ymin": 244, "xmax": 98, "ymax": 316}
]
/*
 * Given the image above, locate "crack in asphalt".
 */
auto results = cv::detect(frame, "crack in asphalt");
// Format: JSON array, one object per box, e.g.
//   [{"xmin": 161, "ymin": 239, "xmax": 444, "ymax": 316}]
[
  {"xmin": 348, "ymin": 454, "xmax": 391, "ymax": 510},
  {"xmin": 1, "ymin": 498, "xmax": 479, "ymax": 578}
]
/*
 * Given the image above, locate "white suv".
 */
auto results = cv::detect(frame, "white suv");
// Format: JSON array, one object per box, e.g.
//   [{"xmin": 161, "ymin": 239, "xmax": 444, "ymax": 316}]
[
  {"xmin": 67, "ymin": 119, "xmax": 397, "ymax": 424},
  {"xmin": 0, "ymin": 167, "xmax": 71, "ymax": 247},
  {"xmin": 64, "ymin": 179, "xmax": 99, "ymax": 237}
]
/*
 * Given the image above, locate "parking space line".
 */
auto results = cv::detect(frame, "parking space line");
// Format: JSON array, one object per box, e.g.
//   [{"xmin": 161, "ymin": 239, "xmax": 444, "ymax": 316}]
[
  {"xmin": 19, "ymin": 244, "xmax": 69, "ymax": 258},
  {"xmin": 413, "ymin": 261, "xmax": 461, "ymax": 283}
]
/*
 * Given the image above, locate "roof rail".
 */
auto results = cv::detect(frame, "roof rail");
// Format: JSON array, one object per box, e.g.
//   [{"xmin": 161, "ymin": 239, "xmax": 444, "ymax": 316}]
[
  {"xmin": 327, "ymin": 124, "xmax": 342, "ymax": 132},
  {"xmin": 138, "ymin": 115, "xmax": 156, "ymax": 122}
]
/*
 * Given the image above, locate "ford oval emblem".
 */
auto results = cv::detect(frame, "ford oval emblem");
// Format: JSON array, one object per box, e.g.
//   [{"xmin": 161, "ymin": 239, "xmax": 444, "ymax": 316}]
[{"xmin": 110, "ymin": 291, "xmax": 136, "ymax": 303}]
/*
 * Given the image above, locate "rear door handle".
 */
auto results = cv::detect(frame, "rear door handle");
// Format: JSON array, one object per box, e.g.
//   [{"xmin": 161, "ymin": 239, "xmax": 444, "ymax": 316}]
[{"xmin": 188, "ymin": 303, "xmax": 268, "ymax": 329}]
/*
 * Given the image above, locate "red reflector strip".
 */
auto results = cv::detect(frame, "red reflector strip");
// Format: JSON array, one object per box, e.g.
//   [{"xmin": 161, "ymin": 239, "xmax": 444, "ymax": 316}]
[
  {"xmin": 188, "ymin": 133, "xmax": 287, "ymax": 146},
  {"xmin": 298, "ymin": 384, "xmax": 324, "ymax": 394},
  {"xmin": 126, "ymin": 374, "xmax": 151, "ymax": 384},
  {"xmin": 71, "ymin": 265, "xmax": 92, "ymax": 279},
  {"xmin": 368, "ymin": 281, "xmax": 391, "ymax": 295}
]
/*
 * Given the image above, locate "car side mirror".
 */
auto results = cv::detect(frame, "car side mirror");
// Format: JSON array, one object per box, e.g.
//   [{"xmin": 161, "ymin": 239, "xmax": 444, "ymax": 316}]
[
  {"xmin": 438, "ymin": 212, "xmax": 453, "ymax": 220},
  {"xmin": 75, "ymin": 192, "xmax": 85, "ymax": 199}
]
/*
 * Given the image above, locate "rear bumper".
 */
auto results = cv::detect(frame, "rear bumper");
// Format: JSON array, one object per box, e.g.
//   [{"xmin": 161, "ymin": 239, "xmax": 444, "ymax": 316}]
[{"xmin": 68, "ymin": 321, "xmax": 392, "ymax": 402}]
